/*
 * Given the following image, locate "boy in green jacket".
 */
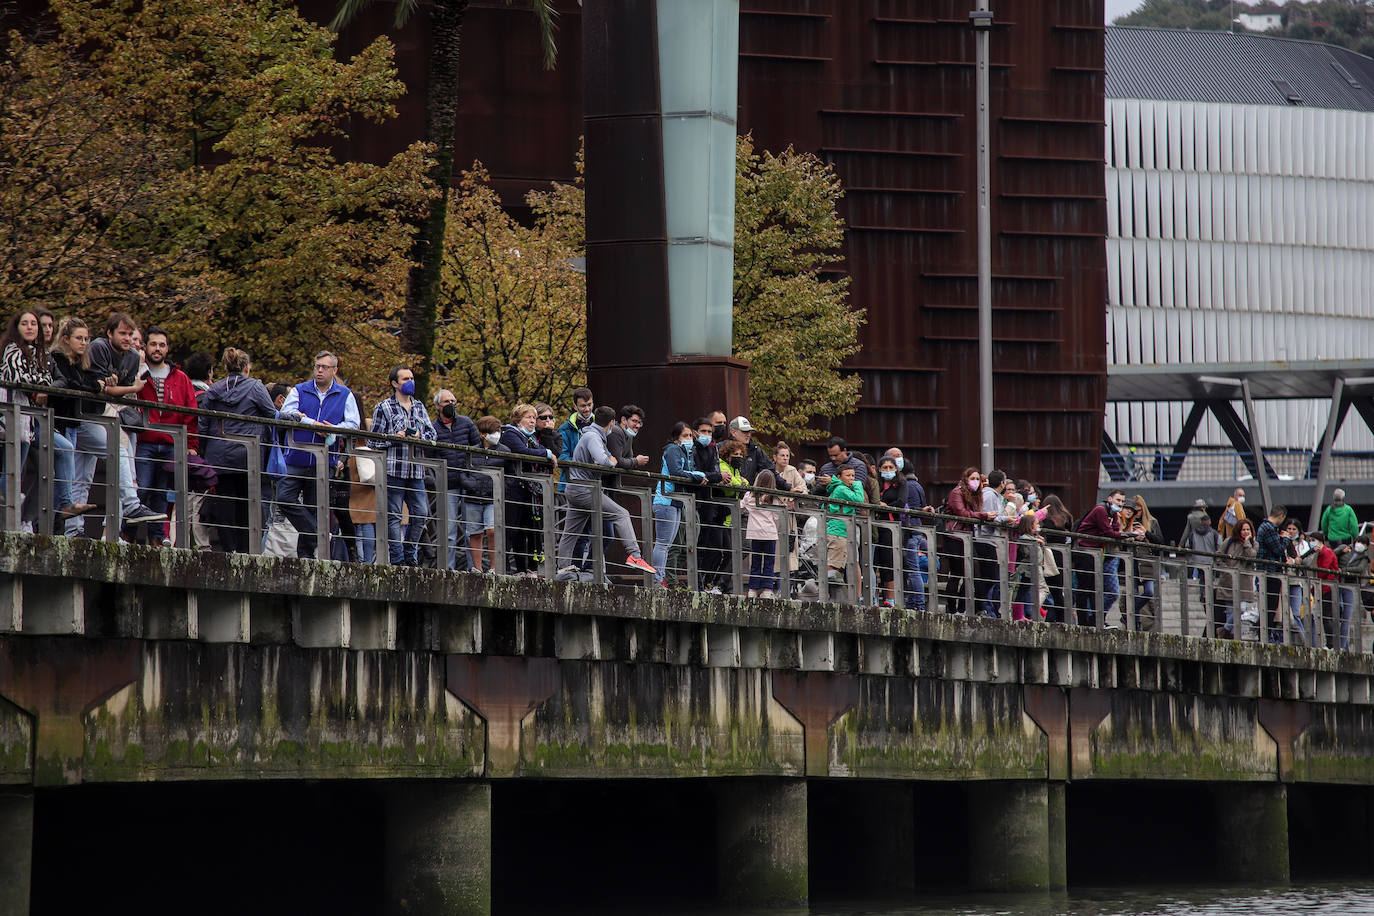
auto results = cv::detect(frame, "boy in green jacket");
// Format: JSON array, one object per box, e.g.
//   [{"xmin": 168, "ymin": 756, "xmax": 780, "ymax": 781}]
[{"xmin": 825, "ymin": 466, "xmax": 866, "ymax": 579}]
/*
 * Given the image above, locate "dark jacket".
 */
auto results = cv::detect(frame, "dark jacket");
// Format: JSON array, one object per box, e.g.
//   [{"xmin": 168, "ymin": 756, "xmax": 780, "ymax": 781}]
[
  {"xmin": 689, "ymin": 437, "xmax": 723, "ymax": 495},
  {"xmin": 654, "ymin": 440, "xmax": 698, "ymax": 507},
  {"xmin": 197, "ymin": 373, "xmax": 277, "ymax": 471},
  {"xmin": 47, "ymin": 352, "xmax": 104, "ymax": 430},
  {"xmin": 498, "ymin": 424, "xmax": 551, "ymax": 501},
  {"xmin": 736, "ymin": 439, "xmax": 771, "ymax": 485},
  {"xmin": 434, "ymin": 413, "xmax": 480, "ymax": 489},
  {"xmin": 815, "ymin": 454, "xmax": 868, "ymax": 492},
  {"xmin": 461, "ymin": 445, "xmax": 508, "ymax": 500},
  {"xmin": 1075, "ymin": 504, "xmax": 1122, "ymax": 550}
]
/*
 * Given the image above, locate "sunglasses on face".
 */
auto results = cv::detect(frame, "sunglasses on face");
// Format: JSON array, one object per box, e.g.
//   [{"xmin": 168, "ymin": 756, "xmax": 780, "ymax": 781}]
[{"xmin": 536, "ymin": 414, "xmax": 555, "ymax": 421}]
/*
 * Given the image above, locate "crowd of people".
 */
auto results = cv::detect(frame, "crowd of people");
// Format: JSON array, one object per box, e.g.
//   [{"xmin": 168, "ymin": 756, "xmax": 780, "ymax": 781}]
[{"xmin": 1, "ymin": 306, "xmax": 1370, "ymax": 650}]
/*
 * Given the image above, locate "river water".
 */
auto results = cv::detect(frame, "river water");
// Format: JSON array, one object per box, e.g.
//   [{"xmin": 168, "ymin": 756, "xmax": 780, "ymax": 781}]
[{"xmin": 533, "ymin": 883, "xmax": 1374, "ymax": 916}]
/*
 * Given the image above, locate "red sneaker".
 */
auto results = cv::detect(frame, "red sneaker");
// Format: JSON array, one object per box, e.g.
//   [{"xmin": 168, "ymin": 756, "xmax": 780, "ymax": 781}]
[{"xmin": 626, "ymin": 555, "xmax": 655, "ymax": 573}]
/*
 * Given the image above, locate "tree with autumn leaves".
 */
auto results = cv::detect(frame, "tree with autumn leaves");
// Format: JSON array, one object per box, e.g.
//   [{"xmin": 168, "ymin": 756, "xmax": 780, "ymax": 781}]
[
  {"xmin": 433, "ymin": 135, "xmax": 863, "ymax": 441},
  {"xmin": 0, "ymin": 0, "xmax": 432, "ymax": 397}
]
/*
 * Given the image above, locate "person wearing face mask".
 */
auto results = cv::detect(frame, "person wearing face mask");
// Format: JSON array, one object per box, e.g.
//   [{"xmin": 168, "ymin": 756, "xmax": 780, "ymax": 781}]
[
  {"xmin": 1301, "ymin": 530, "xmax": 1340, "ymax": 648},
  {"xmin": 498, "ymin": 403, "xmax": 557, "ymax": 576},
  {"xmin": 1321, "ymin": 488, "xmax": 1359, "ymax": 552},
  {"xmin": 458, "ymin": 415, "xmax": 507, "ymax": 573},
  {"xmin": 1072, "ymin": 489, "xmax": 1128, "ymax": 628},
  {"xmin": 874, "ymin": 456, "xmax": 911, "ymax": 607},
  {"xmin": 708, "ymin": 409, "xmax": 729, "ymax": 444},
  {"xmin": 368, "ymin": 365, "xmax": 437, "ymax": 567},
  {"xmin": 689, "ymin": 416, "xmax": 728, "ymax": 592},
  {"xmin": 1217, "ymin": 487, "xmax": 1247, "ymax": 540},
  {"xmin": 651, "ymin": 421, "xmax": 706, "ymax": 586},
  {"xmin": 1337, "ymin": 532, "xmax": 1370, "ymax": 650},
  {"xmin": 1345, "ymin": 534, "xmax": 1373, "ymax": 648},
  {"xmin": 941, "ymin": 466, "xmax": 995, "ymax": 614},
  {"xmin": 605, "ymin": 405, "xmax": 651, "ymax": 487},
  {"xmin": 274, "ymin": 351, "xmax": 360, "ymax": 560},
  {"xmin": 558, "ymin": 405, "xmax": 657, "ymax": 577},
  {"xmin": 432, "ymin": 389, "xmax": 480, "ymax": 570},
  {"xmin": 727, "ymin": 416, "xmax": 770, "ymax": 484},
  {"xmin": 1279, "ymin": 519, "xmax": 1310, "ymax": 644}
]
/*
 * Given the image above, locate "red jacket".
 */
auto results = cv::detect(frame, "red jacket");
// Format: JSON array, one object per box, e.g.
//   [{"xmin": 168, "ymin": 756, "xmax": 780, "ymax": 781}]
[
  {"xmin": 1075, "ymin": 504, "xmax": 1121, "ymax": 550},
  {"xmin": 136, "ymin": 365, "xmax": 199, "ymax": 451}
]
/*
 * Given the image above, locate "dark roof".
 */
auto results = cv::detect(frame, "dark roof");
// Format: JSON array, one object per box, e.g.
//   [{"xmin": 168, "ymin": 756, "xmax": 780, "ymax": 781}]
[
  {"xmin": 1107, "ymin": 359, "xmax": 1374, "ymax": 402},
  {"xmin": 1105, "ymin": 26, "xmax": 1374, "ymax": 111}
]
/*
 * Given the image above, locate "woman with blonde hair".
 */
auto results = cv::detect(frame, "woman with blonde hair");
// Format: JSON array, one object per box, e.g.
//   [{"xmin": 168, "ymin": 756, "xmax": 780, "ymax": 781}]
[{"xmin": 498, "ymin": 402, "xmax": 556, "ymax": 575}]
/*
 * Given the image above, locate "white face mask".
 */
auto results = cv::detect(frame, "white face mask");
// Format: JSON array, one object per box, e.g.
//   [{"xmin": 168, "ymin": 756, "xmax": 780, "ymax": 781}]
[
  {"xmin": 803, "ymin": 472, "xmax": 816, "ymax": 485},
  {"xmin": 625, "ymin": 426, "xmax": 637, "ymax": 438},
  {"xmin": 484, "ymin": 432, "xmax": 500, "ymax": 445},
  {"xmin": 1358, "ymin": 543, "xmax": 1368, "ymax": 553},
  {"xmin": 1236, "ymin": 496, "xmax": 1245, "ymax": 505}
]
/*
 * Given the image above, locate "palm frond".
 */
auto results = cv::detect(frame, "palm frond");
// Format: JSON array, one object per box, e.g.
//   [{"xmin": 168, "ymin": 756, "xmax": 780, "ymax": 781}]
[
  {"xmin": 506, "ymin": 0, "xmax": 559, "ymax": 69},
  {"xmin": 330, "ymin": 0, "xmax": 421, "ymax": 31}
]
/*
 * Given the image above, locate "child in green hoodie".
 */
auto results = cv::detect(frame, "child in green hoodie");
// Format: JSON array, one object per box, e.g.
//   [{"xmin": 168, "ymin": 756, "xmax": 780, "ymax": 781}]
[{"xmin": 825, "ymin": 466, "xmax": 866, "ymax": 578}]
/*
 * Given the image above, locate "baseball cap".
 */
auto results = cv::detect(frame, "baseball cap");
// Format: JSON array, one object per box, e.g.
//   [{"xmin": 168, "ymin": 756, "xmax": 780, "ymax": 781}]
[{"xmin": 729, "ymin": 416, "xmax": 753, "ymax": 432}]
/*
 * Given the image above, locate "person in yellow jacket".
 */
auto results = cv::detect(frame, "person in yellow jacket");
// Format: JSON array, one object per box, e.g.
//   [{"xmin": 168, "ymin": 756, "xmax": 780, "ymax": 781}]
[{"xmin": 1217, "ymin": 487, "xmax": 1246, "ymax": 539}]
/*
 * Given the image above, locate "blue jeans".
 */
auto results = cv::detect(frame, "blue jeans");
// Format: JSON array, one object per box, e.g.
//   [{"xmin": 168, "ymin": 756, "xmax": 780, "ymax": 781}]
[
  {"xmin": 652, "ymin": 503, "xmax": 681, "ymax": 583},
  {"xmin": 386, "ymin": 474, "xmax": 429, "ymax": 564},
  {"xmin": 355, "ymin": 522, "xmax": 376, "ymax": 563},
  {"xmin": 1103, "ymin": 555, "xmax": 1121, "ymax": 616},
  {"xmin": 1339, "ymin": 586, "xmax": 1356, "ymax": 650},
  {"xmin": 135, "ymin": 441, "xmax": 174, "ymax": 539},
  {"xmin": 903, "ymin": 533, "xmax": 927, "ymax": 611},
  {"xmin": 748, "ymin": 538, "xmax": 778, "ymax": 591}
]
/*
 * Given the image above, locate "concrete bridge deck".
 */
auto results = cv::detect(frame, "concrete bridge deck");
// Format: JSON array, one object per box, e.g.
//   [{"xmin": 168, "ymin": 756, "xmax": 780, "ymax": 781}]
[{"xmin": 4, "ymin": 534, "xmax": 1374, "ymax": 913}]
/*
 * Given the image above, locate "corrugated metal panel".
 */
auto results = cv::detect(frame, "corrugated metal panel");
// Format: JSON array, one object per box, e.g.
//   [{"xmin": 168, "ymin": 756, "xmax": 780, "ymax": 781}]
[{"xmin": 1106, "ymin": 27, "xmax": 1374, "ymax": 113}]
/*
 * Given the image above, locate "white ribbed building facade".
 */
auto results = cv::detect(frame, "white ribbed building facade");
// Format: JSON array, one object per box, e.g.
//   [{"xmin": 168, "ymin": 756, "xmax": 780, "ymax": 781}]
[{"xmin": 1103, "ymin": 29, "xmax": 1374, "ymax": 454}]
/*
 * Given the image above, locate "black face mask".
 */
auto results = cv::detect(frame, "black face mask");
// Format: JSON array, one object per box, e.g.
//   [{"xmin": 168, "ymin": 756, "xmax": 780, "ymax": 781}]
[
  {"xmin": 713, "ymin": 424, "xmax": 727, "ymax": 440},
  {"xmin": 440, "ymin": 404, "xmax": 456, "ymax": 420},
  {"xmin": 728, "ymin": 457, "xmax": 743, "ymax": 469}
]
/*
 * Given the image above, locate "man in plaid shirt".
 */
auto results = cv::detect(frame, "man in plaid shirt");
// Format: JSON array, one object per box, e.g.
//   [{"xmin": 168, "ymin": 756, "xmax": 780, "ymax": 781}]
[{"xmin": 369, "ymin": 366, "xmax": 436, "ymax": 566}]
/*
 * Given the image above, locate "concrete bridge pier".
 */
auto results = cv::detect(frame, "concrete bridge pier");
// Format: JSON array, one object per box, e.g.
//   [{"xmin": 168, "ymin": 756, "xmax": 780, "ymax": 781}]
[
  {"xmin": 715, "ymin": 777, "xmax": 808, "ymax": 907},
  {"xmin": 0, "ymin": 787, "xmax": 33, "ymax": 915},
  {"xmin": 383, "ymin": 781, "xmax": 491, "ymax": 916},
  {"xmin": 967, "ymin": 781, "xmax": 1061, "ymax": 891},
  {"xmin": 1213, "ymin": 783, "xmax": 1290, "ymax": 883}
]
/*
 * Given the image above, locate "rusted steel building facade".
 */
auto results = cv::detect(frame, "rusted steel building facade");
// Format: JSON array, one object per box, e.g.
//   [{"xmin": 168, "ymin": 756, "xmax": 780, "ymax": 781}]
[{"xmin": 316, "ymin": 0, "xmax": 1108, "ymax": 507}]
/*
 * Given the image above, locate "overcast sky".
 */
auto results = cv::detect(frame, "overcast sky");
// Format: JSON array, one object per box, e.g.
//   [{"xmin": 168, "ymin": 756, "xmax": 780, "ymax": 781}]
[{"xmin": 1106, "ymin": 0, "xmax": 1147, "ymax": 23}]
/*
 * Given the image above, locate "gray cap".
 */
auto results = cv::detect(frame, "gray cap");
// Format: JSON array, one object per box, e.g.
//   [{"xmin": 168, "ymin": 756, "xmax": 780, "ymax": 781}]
[{"xmin": 1193, "ymin": 498, "xmax": 1207, "ymax": 509}]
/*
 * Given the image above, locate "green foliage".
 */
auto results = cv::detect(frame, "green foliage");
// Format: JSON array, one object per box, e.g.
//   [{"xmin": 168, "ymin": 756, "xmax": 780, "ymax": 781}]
[
  {"xmin": 435, "ymin": 136, "xmax": 863, "ymax": 440},
  {"xmin": 1, "ymin": 0, "xmax": 435, "ymax": 397},
  {"xmin": 432, "ymin": 164, "xmax": 586, "ymax": 417},
  {"xmin": 732, "ymin": 134, "xmax": 863, "ymax": 441},
  {"xmin": 1113, "ymin": 0, "xmax": 1374, "ymax": 54}
]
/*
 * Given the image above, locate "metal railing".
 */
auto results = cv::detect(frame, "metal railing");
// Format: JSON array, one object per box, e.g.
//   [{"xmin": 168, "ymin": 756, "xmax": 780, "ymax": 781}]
[
  {"xmin": 2, "ymin": 382, "xmax": 1370, "ymax": 653},
  {"xmin": 1100, "ymin": 448, "xmax": 1374, "ymax": 483}
]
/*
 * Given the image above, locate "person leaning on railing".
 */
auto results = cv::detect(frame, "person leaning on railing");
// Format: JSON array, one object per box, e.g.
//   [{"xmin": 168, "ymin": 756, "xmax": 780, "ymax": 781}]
[
  {"xmin": 0, "ymin": 308, "xmax": 86, "ymax": 522},
  {"xmin": 498, "ymin": 404, "xmax": 555, "ymax": 577},
  {"xmin": 196, "ymin": 347, "xmax": 277, "ymax": 553},
  {"xmin": 651, "ymin": 422, "xmax": 703, "ymax": 588},
  {"xmin": 1216, "ymin": 518, "xmax": 1259, "ymax": 639}
]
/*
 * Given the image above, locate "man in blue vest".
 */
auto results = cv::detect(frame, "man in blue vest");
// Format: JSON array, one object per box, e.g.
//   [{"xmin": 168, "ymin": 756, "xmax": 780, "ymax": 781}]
[{"xmin": 276, "ymin": 351, "xmax": 361, "ymax": 558}]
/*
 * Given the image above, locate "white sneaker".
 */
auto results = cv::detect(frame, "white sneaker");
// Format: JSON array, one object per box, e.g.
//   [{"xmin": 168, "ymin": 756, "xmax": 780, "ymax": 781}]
[
  {"xmin": 747, "ymin": 589, "xmax": 759, "ymax": 598},
  {"xmin": 760, "ymin": 589, "xmax": 775, "ymax": 599},
  {"xmin": 707, "ymin": 586, "xmax": 723, "ymax": 595}
]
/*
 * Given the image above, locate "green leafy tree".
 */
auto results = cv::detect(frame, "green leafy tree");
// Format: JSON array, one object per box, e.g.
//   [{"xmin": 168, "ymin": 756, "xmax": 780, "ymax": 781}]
[
  {"xmin": 731, "ymin": 134, "xmax": 863, "ymax": 441},
  {"xmin": 330, "ymin": 0, "xmax": 558, "ymax": 399},
  {"xmin": 435, "ymin": 136, "xmax": 864, "ymax": 440},
  {"xmin": 10, "ymin": 0, "xmax": 435, "ymax": 396},
  {"xmin": 432, "ymin": 164, "xmax": 586, "ymax": 416}
]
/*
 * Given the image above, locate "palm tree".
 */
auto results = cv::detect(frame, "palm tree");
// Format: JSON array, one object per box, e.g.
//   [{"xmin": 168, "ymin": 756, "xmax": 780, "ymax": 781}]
[{"xmin": 330, "ymin": 0, "xmax": 557, "ymax": 396}]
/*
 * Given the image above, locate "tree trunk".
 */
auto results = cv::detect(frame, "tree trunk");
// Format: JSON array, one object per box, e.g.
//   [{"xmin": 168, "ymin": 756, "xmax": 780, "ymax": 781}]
[{"xmin": 403, "ymin": 0, "xmax": 469, "ymax": 401}]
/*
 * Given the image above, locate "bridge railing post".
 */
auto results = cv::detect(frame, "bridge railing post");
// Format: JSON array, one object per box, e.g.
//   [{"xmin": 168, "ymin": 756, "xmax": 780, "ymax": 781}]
[
  {"xmin": 466, "ymin": 465, "xmax": 505, "ymax": 576},
  {"xmin": 147, "ymin": 420, "xmax": 190, "ymax": 549},
  {"xmin": 871, "ymin": 517, "xmax": 903, "ymax": 609},
  {"xmin": 730, "ymin": 493, "xmax": 746, "ymax": 598},
  {"xmin": 24, "ymin": 406, "xmax": 55, "ymax": 537},
  {"xmin": 406, "ymin": 453, "xmax": 450, "ymax": 571},
  {"xmin": 677, "ymin": 491, "xmax": 699, "ymax": 592}
]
